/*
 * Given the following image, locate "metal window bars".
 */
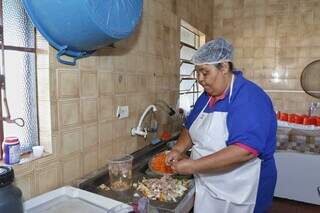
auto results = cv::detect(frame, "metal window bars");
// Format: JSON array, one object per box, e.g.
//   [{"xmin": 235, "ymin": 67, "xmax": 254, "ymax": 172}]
[
  {"xmin": 0, "ymin": 1, "xmax": 32, "ymax": 159},
  {"xmin": 179, "ymin": 30, "xmax": 201, "ymax": 109}
]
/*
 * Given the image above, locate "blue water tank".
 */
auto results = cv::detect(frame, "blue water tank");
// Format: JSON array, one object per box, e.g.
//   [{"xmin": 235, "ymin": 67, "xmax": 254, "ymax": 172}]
[{"xmin": 22, "ymin": 0, "xmax": 143, "ymax": 65}]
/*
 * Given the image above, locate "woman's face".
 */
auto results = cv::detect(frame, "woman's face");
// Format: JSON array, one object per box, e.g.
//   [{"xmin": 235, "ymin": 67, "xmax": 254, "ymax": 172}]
[{"xmin": 196, "ymin": 63, "xmax": 230, "ymax": 96}]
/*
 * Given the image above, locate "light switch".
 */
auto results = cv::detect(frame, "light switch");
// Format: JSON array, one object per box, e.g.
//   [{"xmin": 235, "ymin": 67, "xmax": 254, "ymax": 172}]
[{"xmin": 116, "ymin": 106, "xmax": 129, "ymax": 119}]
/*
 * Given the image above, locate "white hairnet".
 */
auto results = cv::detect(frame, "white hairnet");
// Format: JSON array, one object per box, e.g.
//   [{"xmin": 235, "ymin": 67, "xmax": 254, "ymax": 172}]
[{"xmin": 191, "ymin": 37, "xmax": 233, "ymax": 65}]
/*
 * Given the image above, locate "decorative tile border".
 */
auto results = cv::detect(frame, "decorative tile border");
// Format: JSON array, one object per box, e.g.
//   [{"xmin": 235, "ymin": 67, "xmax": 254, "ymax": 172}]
[{"xmin": 277, "ymin": 128, "xmax": 320, "ymax": 154}]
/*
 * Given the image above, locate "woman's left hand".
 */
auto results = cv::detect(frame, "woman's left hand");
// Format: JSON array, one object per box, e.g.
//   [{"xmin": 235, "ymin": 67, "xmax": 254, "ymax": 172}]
[{"xmin": 171, "ymin": 159, "xmax": 195, "ymax": 175}]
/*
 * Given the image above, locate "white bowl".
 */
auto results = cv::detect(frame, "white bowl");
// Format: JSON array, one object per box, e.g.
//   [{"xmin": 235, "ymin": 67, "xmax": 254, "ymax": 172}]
[{"xmin": 32, "ymin": 146, "xmax": 44, "ymax": 158}]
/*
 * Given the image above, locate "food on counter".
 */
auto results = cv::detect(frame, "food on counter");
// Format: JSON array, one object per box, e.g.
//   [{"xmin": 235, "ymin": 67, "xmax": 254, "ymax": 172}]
[
  {"xmin": 98, "ymin": 180, "xmax": 131, "ymax": 192},
  {"xmin": 149, "ymin": 151, "xmax": 174, "ymax": 174},
  {"xmin": 137, "ymin": 175, "xmax": 190, "ymax": 202}
]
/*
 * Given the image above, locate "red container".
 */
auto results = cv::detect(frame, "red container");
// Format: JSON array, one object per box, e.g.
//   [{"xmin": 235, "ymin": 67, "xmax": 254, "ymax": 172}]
[
  {"xmin": 288, "ymin": 114, "xmax": 296, "ymax": 123},
  {"xmin": 309, "ymin": 116, "xmax": 317, "ymax": 125},
  {"xmin": 316, "ymin": 117, "xmax": 320, "ymax": 126},
  {"xmin": 294, "ymin": 115, "xmax": 303, "ymax": 124},
  {"xmin": 303, "ymin": 117, "xmax": 311, "ymax": 125},
  {"xmin": 279, "ymin": 113, "xmax": 288, "ymax": 121}
]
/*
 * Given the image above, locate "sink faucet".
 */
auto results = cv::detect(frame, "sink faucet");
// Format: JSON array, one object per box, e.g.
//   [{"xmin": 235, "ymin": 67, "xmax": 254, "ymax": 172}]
[
  {"xmin": 131, "ymin": 105, "xmax": 157, "ymax": 138},
  {"xmin": 308, "ymin": 102, "xmax": 320, "ymax": 116}
]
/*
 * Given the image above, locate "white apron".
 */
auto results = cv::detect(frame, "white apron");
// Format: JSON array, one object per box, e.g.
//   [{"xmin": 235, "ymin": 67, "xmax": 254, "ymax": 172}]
[{"xmin": 189, "ymin": 75, "xmax": 261, "ymax": 213}]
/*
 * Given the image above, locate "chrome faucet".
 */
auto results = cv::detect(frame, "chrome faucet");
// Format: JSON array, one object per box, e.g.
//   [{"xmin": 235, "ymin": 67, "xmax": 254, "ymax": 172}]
[
  {"xmin": 131, "ymin": 105, "xmax": 157, "ymax": 138},
  {"xmin": 308, "ymin": 102, "xmax": 320, "ymax": 116}
]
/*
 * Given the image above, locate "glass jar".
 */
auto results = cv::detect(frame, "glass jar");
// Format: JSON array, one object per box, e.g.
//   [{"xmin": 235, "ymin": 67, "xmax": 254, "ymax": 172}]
[{"xmin": 108, "ymin": 154, "xmax": 133, "ymax": 191}]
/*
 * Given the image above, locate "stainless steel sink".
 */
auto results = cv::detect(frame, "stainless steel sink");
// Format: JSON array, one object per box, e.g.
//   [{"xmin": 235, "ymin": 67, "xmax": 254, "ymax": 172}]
[{"xmin": 77, "ymin": 140, "xmax": 195, "ymax": 213}]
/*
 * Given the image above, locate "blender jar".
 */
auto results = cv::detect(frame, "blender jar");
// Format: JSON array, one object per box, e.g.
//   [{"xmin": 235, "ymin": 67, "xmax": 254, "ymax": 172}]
[{"xmin": 108, "ymin": 154, "xmax": 133, "ymax": 191}]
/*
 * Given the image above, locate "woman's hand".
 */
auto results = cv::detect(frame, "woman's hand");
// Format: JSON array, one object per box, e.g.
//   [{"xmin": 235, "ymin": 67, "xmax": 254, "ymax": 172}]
[
  {"xmin": 171, "ymin": 159, "xmax": 195, "ymax": 175},
  {"xmin": 165, "ymin": 149, "xmax": 183, "ymax": 166}
]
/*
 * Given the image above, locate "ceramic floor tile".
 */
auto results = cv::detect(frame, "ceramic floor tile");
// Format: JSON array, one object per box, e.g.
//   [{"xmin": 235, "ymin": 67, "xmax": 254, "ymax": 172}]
[{"xmin": 269, "ymin": 198, "xmax": 320, "ymax": 213}]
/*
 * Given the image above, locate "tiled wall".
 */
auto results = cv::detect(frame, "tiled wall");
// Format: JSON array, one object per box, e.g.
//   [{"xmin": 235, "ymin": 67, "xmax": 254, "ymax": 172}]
[
  {"xmin": 277, "ymin": 128, "xmax": 320, "ymax": 154},
  {"xmin": 213, "ymin": 0, "xmax": 320, "ymax": 114},
  {"xmin": 13, "ymin": 0, "xmax": 213, "ymax": 200}
]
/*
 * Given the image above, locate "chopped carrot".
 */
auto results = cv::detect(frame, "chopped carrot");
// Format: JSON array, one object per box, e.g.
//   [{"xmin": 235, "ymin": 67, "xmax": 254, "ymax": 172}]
[{"xmin": 151, "ymin": 152, "xmax": 173, "ymax": 174}]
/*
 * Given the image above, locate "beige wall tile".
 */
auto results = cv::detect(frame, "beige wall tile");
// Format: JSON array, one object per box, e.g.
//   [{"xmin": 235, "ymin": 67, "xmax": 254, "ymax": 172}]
[
  {"xmin": 51, "ymin": 102, "xmax": 58, "ymax": 131},
  {"xmin": 112, "ymin": 119, "xmax": 128, "ymax": 140},
  {"xmin": 127, "ymin": 75, "xmax": 138, "ymax": 93},
  {"xmin": 112, "ymin": 53, "xmax": 128, "ymax": 71},
  {"xmin": 99, "ymin": 121, "xmax": 113, "ymax": 146},
  {"xmin": 81, "ymin": 99, "xmax": 98, "ymax": 123},
  {"xmin": 213, "ymin": 0, "xmax": 320, "ymax": 111},
  {"xmin": 112, "ymin": 138, "xmax": 127, "ymax": 156},
  {"xmin": 127, "ymin": 95, "xmax": 139, "ymax": 113},
  {"xmin": 114, "ymin": 73, "xmax": 127, "ymax": 94},
  {"xmin": 83, "ymin": 123, "xmax": 98, "ymax": 149},
  {"xmin": 38, "ymin": 100, "xmax": 52, "ymax": 137},
  {"xmin": 125, "ymin": 136, "xmax": 139, "ymax": 154},
  {"xmin": 98, "ymin": 144, "xmax": 113, "ymax": 168},
  {"xmin": 37, "ymin": 68, "xmax": 50, "ymax": 101},
  {"xmin": 61, "ymin": 154, "xmax": 82, "ymax": 184},
  {"xmin": 80, "ymin": 71, "xmax": 98, "ymax": 97},
  {"xmin": 97, "ymin": 51, "xmax": 114, "ymax": 71},
  {"xmin": 36, "ymin": 163, "xmax": 60, "ymax": 194},
  {"xmin": 38, "ymin": 130, "xmax": 53, "ymax": 154},
  {"xmin": 57, "ymin": 69, "xmax": 79, "ymax": 98},
  {"xmin": 61, "ymin": 128, "xmax": 82, "ymax": 156},
  {"xmin": 83, "ymin": 146, "xmax": 98, "ymax": 176},
  {"xmin": 79, "ymin": 55, "xmax": 98, "ymax": 71},
  {"xmin": 50, "ymin": 70, "xmax": 57, "ymax": 100},
  {"xmin": 98, "ymin": 72, "xmax": 114, "ymax": 95},
  {"xmin": 13, "ymin": 161, "xmax": 34, "ymax": 175},
  {"xmin": 58, "ymin": 100, "xmax": 80, "ymax": 128},
  {"xmin": 15, "ymin": 172, "xmax": 35, "ymax": 200},
  {"xmin": 99, "ymin": 96, "xmax": 113, "ymax": 121}
]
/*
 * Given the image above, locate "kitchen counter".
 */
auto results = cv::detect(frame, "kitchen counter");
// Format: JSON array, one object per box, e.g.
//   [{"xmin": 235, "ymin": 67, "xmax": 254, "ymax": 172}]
[{"xmin": 76, "ymin": 140, "xmax": 195, "ymax": 213}]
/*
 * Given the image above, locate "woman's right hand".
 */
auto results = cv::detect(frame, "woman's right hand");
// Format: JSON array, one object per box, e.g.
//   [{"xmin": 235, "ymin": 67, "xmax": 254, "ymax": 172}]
[{"xmin": 165, "ymin": 149, "xmax": 182, "ymax": 166}]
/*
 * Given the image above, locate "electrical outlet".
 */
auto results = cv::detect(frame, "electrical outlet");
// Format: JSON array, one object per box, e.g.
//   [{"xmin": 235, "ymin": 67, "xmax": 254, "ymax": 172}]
[{"xmin": 116, "ymin": 106, "xmax": 129, "ymax": 119}]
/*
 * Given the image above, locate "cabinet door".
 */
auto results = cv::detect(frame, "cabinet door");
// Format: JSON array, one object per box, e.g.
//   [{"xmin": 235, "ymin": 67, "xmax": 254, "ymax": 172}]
[{"xmin": 274, "ymin": 152, "xmax": 320, "ymax": 205}]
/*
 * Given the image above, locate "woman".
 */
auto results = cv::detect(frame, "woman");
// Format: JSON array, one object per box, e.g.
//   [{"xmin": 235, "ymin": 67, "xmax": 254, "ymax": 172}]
[{"xmin": 166, "ymin": 38, "xmax": 277, "ymax": 213}]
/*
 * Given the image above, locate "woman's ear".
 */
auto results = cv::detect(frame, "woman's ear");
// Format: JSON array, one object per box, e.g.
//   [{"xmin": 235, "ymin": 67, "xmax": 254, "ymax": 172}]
[{"xmin": 221, "ymin": 62, "xmax": 229, "ymax": 74}]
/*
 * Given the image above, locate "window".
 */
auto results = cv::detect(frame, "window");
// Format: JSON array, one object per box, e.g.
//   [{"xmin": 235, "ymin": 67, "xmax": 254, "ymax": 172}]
[
  {"xmin": 0, "ymin": 0, "xmax": 38, "ymax": 154},
  {"xmin": 179, "ymin": 22, "xmax": 205, "ymax": 114}
]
